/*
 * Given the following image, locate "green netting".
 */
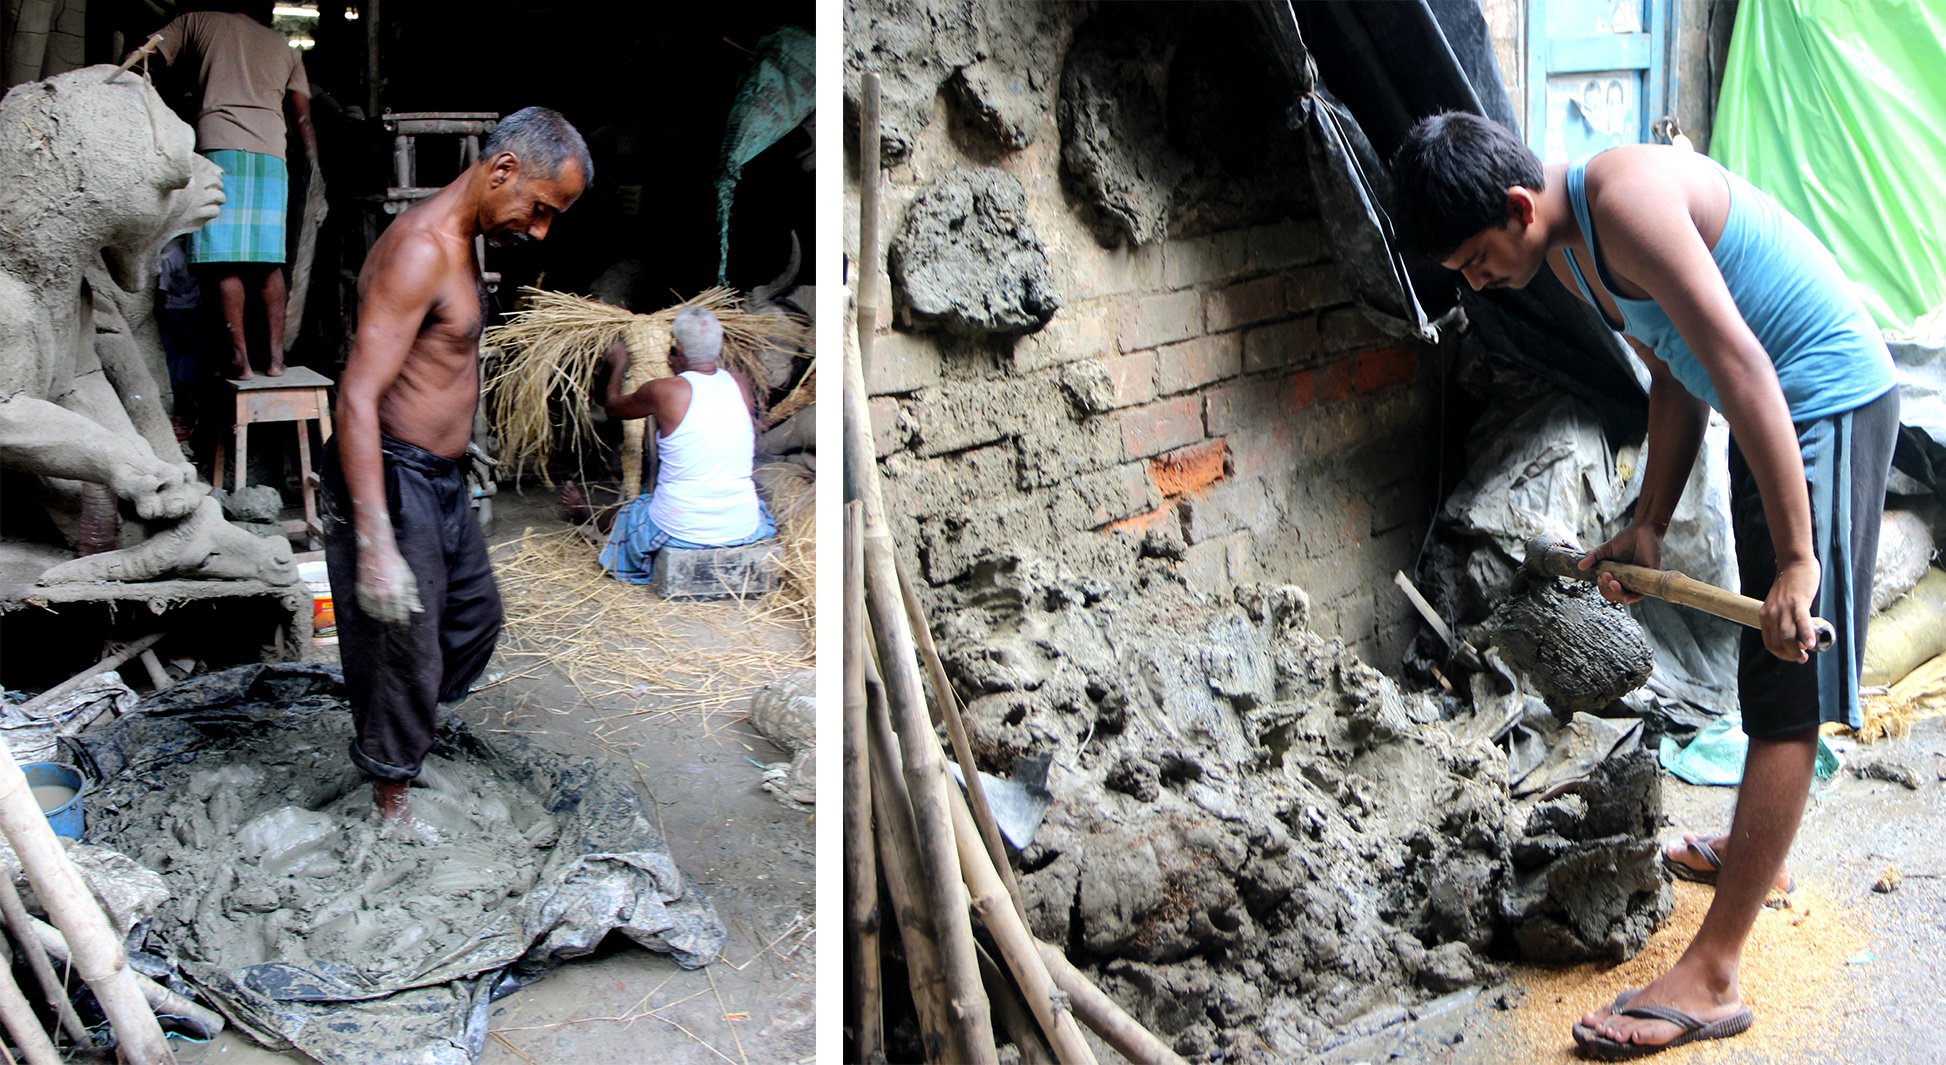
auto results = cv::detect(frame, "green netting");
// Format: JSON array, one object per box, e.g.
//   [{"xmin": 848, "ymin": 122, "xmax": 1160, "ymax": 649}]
[
  {"xmin": 1712, "ymin": 0, "xmax": 1946, "ymax": 332},
  {"xmin": 714, "ymin": 26, "xmax": 815, "ymax": 285}
]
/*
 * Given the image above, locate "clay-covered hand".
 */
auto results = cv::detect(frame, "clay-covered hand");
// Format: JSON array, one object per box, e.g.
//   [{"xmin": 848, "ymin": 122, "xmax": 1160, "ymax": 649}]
[
  {"xmin": 356, "ymin": 541, "xmax": 424, "ymax": 626},
  {"xmin": 112, "ymin": 455, "xmax": 206, "ymax": 520},
  {"xmin": 1761, "ymin": 557, "xmax": 1821, "ymax": 663},
  {"xmin": 1579, "ymin": 522, "xmax": 1664, "ymax": 606}
]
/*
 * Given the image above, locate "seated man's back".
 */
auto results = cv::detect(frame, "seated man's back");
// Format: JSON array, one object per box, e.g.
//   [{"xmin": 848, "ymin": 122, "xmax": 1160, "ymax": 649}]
[
  {"xmin": 595, "ymin": 307, "xmax": 775, "ymax": 583},
  {"xmin": 647, "ymin": 366, "xmax": 762, "ymax": 543}
]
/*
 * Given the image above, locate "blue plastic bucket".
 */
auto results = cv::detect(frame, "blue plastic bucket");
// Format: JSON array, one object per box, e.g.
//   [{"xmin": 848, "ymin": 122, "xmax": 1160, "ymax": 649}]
[{"xmin": 23, "ymin": 763, "xmax": 83, "ymax": 840}]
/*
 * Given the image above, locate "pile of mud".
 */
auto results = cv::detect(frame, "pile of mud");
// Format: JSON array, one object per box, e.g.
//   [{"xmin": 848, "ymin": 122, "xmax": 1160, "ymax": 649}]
[
  {"xmin": 929, "ymin": 557, "xmax": 1511, "ymax": 1059},
  {"xmin": 925, "ymin": 552, "xmax": 1670, "ymax": 1059},
  {"xmin": 72, "ymin": 664, "xmax": 723, "ymax": 1065}
]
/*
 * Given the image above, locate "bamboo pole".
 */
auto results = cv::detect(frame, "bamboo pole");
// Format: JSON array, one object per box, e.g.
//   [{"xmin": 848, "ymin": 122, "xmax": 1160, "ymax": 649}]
[
  {"xmin": 947, "ymin": 793, "xmax": 1095, "ymax": 1065},
  {"xmin": 978, "ymin": 944, "xmax": 1056, "ymax": 1065},
  {"xmin": 0, "ymin": 928, "xmax": 59, "ymax": 1065},
  {"xmin": 0, "ymin": 875, "xmax": 89, "ymax": 1045},
  {"xmin": 0, "ymin": 749, "xmax": 173, "ymax": 1064},
  {"xmin": 844, "ymin": 501, "xmax": 883, "ymax": 1061},
  {"xmin": 857, "ymin": 75, "xmax": 882, "ymax": 385},
  {"xmin": 865, "ymin": 649, "xmax": 954, "ymax": 1059},
  {"xmin": 24, "ymin": 917, "xmax": 223, "ymax": 1041},
  {"xmin": 20, "ymin": 633, "xmax": 163, "ymax": 715},
  {"xmin": 1034, "ymin": 942, "xmax": 1188, "ymax": 1065},
  {"xmin": 849, "ymin": 71, "xmax": 995, "ymax": 1063},
  {"xmin": 896, "ymin": 553, "xmax": 1026, "ymax": 921}
]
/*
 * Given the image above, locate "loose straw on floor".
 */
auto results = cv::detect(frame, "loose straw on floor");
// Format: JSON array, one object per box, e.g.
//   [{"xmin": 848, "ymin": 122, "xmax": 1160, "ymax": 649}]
[{"xmin": 493, "ymin": 528, "xmax": 811, "ymax": 727}]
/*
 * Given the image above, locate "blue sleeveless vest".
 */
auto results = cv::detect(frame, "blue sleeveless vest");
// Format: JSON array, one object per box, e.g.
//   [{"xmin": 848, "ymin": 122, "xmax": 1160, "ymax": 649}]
[{"xmin": 1560, "ymin": 154, "xmax": 1895, "ymax": 422}]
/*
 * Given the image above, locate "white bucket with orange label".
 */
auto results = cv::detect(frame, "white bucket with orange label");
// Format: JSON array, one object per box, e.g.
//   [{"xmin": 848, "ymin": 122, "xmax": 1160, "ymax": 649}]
[{"xmin": 297, "ymin": 561, "xmax": 337, "ymax": 646}]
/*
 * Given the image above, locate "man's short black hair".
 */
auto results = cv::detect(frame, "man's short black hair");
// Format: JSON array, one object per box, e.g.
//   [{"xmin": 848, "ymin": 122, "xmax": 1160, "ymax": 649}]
[
  {"xmin": 1390, "ymin": 111, "xmax": 1544, "ymax": 260},
  {"xmin": 483, "ymin": 106, "xmax": 595, "ymax": 187}
]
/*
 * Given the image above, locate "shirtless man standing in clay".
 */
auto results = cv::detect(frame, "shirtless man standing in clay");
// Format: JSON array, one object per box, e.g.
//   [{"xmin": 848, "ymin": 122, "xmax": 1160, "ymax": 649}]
[{"xmin": 319, "ymin": 106, "xmax": 590, "ymax": 824}]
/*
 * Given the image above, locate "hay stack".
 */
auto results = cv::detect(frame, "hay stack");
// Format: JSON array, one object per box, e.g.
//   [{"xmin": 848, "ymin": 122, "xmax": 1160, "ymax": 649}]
[
  {"xmin": 755, "ymin": 461, "xmax": 815, "ymax": 624},
  {"xmin": 482, "ymin": 287, "xmax": 809, "ymax": 490}
]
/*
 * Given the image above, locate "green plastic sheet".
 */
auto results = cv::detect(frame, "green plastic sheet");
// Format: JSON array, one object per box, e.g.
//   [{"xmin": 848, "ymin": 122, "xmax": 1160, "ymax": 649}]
[
  {"xmin": 1712, "ymin": 0, "xmax": 1946, "ymax": 332},
  {"xmin": 714, "ymin": 26, "xmax": 815, "ymax": 285}
]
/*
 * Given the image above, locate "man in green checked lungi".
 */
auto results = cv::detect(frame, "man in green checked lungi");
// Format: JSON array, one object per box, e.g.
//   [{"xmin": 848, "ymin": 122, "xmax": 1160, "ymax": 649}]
[{"xmin": 146, "ymin": 2, "xmax": 317, "ymax": 379}]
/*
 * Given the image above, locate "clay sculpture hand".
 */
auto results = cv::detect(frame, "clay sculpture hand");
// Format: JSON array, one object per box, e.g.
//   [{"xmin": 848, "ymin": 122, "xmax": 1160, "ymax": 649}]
[{"xmin": 0, "ymin": 66, "xmax": 294, "ymax": 586}]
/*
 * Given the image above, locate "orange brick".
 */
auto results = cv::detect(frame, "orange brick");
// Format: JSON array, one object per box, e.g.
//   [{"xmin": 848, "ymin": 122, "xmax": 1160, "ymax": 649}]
[
  {"xmin": 1355, "ymin": 345, "xmax": 1419, "ymax": 392},
  {"xmin": 1104, "ymin": 505, "xmax": 1177, "ymax": 535},
  {"xmin": 1149, "ymin": 439, "xmax": 1227, "ymax": 497},
  {"xmin": 1285, "ymin": 371, "xmax": 1316, "ymax": 412},
  {"xmin": 1318, "ymin": 359, "xmax": 1354, "ymax": 403}
]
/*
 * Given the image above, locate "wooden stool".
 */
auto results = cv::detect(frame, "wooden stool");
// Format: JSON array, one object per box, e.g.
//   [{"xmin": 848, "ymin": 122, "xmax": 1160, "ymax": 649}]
[{"xmin": 212, "ymin": 366, "xmax": 335, "ymax": 548}]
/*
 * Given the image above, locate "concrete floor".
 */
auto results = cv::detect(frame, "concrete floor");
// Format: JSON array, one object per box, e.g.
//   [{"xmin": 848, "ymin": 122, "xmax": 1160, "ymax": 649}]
[{"xmin": 178, "ymin": 489, "xmax": 817, "ymax": 1065}]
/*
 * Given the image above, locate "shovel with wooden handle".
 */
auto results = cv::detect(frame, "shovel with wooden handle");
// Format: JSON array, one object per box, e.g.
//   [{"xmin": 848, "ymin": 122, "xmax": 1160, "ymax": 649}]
[{"xmin": 1524, "ymin": 538, "xmax": 1836, "ymax": 654}]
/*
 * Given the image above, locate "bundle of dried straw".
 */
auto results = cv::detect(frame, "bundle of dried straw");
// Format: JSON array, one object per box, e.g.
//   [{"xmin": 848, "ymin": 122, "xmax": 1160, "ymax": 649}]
[{"xmin": 482, "ymin": 287, "xmax": 810, "ymax": 486}]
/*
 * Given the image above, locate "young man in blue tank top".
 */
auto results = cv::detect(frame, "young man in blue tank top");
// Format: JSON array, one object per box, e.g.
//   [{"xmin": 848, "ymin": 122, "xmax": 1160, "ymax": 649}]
[{"xmin": 1392, "ymin": 113, "xmax": 1899, "ymax": 1057}]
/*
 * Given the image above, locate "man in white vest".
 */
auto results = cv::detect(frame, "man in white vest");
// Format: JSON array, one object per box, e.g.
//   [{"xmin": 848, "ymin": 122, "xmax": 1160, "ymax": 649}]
[{"xmin": 595, "ymin": 306, "xmax": 774, "ymax": 582}]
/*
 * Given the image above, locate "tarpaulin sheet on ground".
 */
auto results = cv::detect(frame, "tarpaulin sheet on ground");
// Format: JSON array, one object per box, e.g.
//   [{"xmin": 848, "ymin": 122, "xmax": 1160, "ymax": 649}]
[{"xmin": 66, "ymin": 664, "xmax": 725, "ymax": 1065}]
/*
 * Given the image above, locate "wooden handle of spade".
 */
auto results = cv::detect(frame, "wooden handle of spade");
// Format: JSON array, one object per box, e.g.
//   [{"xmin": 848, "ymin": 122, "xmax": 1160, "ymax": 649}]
[{"xmin": 1525, "ymin": 539, "xmax": 1835, "ymax": 654}]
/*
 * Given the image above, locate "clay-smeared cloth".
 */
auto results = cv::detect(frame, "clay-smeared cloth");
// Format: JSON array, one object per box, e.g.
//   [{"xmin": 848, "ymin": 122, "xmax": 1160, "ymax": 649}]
[{"xmin": 65, "ymin": 663, "xmax": 726, "ymax": 1065}]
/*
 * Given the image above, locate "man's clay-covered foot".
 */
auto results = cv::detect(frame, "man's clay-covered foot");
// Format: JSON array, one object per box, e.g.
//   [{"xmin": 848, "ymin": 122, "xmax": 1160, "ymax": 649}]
[
  {"xmin": 266, "ymin": 359, "xmax": 286, "ymax": 377},
  {"xmin": 39, "ymin": 496, "xmax": 295, "ymax": 585},
  {"xmin": 373, "ymin": 782, "xmax": 448, "ymax": 844}
]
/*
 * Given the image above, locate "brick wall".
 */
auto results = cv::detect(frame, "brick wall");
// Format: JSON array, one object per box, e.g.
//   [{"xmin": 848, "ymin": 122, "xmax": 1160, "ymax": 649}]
[{"xmin": 853, "ymin": 31, "xmax": 1444, "ymax": 670}]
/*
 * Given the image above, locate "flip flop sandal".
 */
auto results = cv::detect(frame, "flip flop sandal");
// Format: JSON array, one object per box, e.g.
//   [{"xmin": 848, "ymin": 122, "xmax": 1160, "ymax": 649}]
[
  {"xmin": 1661, "ymin": 838, "xmax": 1795, "ymax": 892},
  {"xmin": 1572, "ymin": 1000, "xmax": 1756, "ymax": 1060},
  {"xmin": 1662, "ymin": 838, "xmax": 1724, "ymax": 884}
]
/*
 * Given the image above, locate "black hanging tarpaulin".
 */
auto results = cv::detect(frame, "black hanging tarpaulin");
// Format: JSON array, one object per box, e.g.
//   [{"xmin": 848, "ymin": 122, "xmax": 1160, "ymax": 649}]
[{"xmin": 1244, "ymin": 0, "xmax": 1649, "ymax": 444}]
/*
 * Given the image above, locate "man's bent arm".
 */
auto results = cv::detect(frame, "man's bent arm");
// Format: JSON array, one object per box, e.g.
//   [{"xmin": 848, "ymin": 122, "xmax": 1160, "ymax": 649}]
[
  {"xmin": 600, "ymin": 340, "xmax": 657, "ymax": 420},
  {"xmin": 289, "ymin": 91, "xmax": 318, "ymax": 169},
  {"xmin": 1598, "ymin": 179, "xmax": 1819, "ymax": 659},
  {"xmin": 336, "ymin": 237, "xmax": 444, "ymax": 623},
  {"xmin": 1627, "ymin": 341, "xmax": 1710, "ymax": 536}
]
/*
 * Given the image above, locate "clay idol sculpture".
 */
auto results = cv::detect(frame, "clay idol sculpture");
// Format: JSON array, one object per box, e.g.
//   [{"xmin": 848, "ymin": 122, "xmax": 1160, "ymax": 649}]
[{"xmin": 0, "ymin": 65, "xmax": 293, "ymax": 585}]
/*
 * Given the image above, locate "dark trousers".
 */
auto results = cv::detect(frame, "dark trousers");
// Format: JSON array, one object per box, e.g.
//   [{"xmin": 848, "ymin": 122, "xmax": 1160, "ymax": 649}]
[{"xmin": 320, "ymin": 436, "xmax": 502, "ymax": 781}]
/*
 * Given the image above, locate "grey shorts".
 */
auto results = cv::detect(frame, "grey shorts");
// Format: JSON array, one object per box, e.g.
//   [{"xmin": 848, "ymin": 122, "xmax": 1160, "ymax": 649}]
[{"xmin": 1731, "ymin": 388, "xmax": 1899, "ymax": 738}]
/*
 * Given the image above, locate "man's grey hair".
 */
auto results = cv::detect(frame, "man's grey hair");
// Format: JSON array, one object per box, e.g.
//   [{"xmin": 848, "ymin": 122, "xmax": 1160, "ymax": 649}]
[
  {"xmin": 671, "ymin": 306, "xmax": 724, "ymax": 362},
  {"xmin": 483, "ymin": 106, "xmax": 594, "ymax": 185}
]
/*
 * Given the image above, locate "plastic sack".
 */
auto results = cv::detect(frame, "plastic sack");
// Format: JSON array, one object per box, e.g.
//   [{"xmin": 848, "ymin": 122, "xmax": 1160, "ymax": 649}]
[{"xmin": 1658, "ymin": 713, "xmax": 1840, "ymax": 787}]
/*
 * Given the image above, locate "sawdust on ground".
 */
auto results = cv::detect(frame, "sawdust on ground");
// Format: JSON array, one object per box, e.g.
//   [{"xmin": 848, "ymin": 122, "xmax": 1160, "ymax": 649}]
[{"xmin": 1498, "ymin": 879, "xmax": 1873, "ymax": 1063}]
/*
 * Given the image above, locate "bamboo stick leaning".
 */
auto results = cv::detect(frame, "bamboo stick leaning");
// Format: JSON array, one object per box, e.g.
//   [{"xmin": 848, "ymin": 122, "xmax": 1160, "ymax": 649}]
[
  {"xmin": 843, "ymin": 502, "xmax": 882, "ymax": 1060},
  {"xmin": 0, "ymin": 746, "xmax": 173, "ymax": 1063},
  {"xmin": 25, "ymin": 917, "xmax": 224, "ymax": 1042},
  {"xmin": 848, "ymin": 69, "xmax": 995, "ymax": 1063},
  {"xmin": 897, "ymin": 553, "xmax": 1026, "ymax": 921},
  {"xmin": 864, "ymin": 644, "xmax": 961, "ymax": 1059},
  {"xmin": 845, "ymin": 67, "xmax": 1183, "ymax": 1065},
  {"xmin": 0, "ymin": 875, "xmax": 89, "ymax": 1046},
  {"xmin": 948, "ymin": 795, "xmax": 1096, "ymax": 1064},
  {"xmin": 0, "ymin": 927, "xmax": 60, "ymax": 1065}
]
